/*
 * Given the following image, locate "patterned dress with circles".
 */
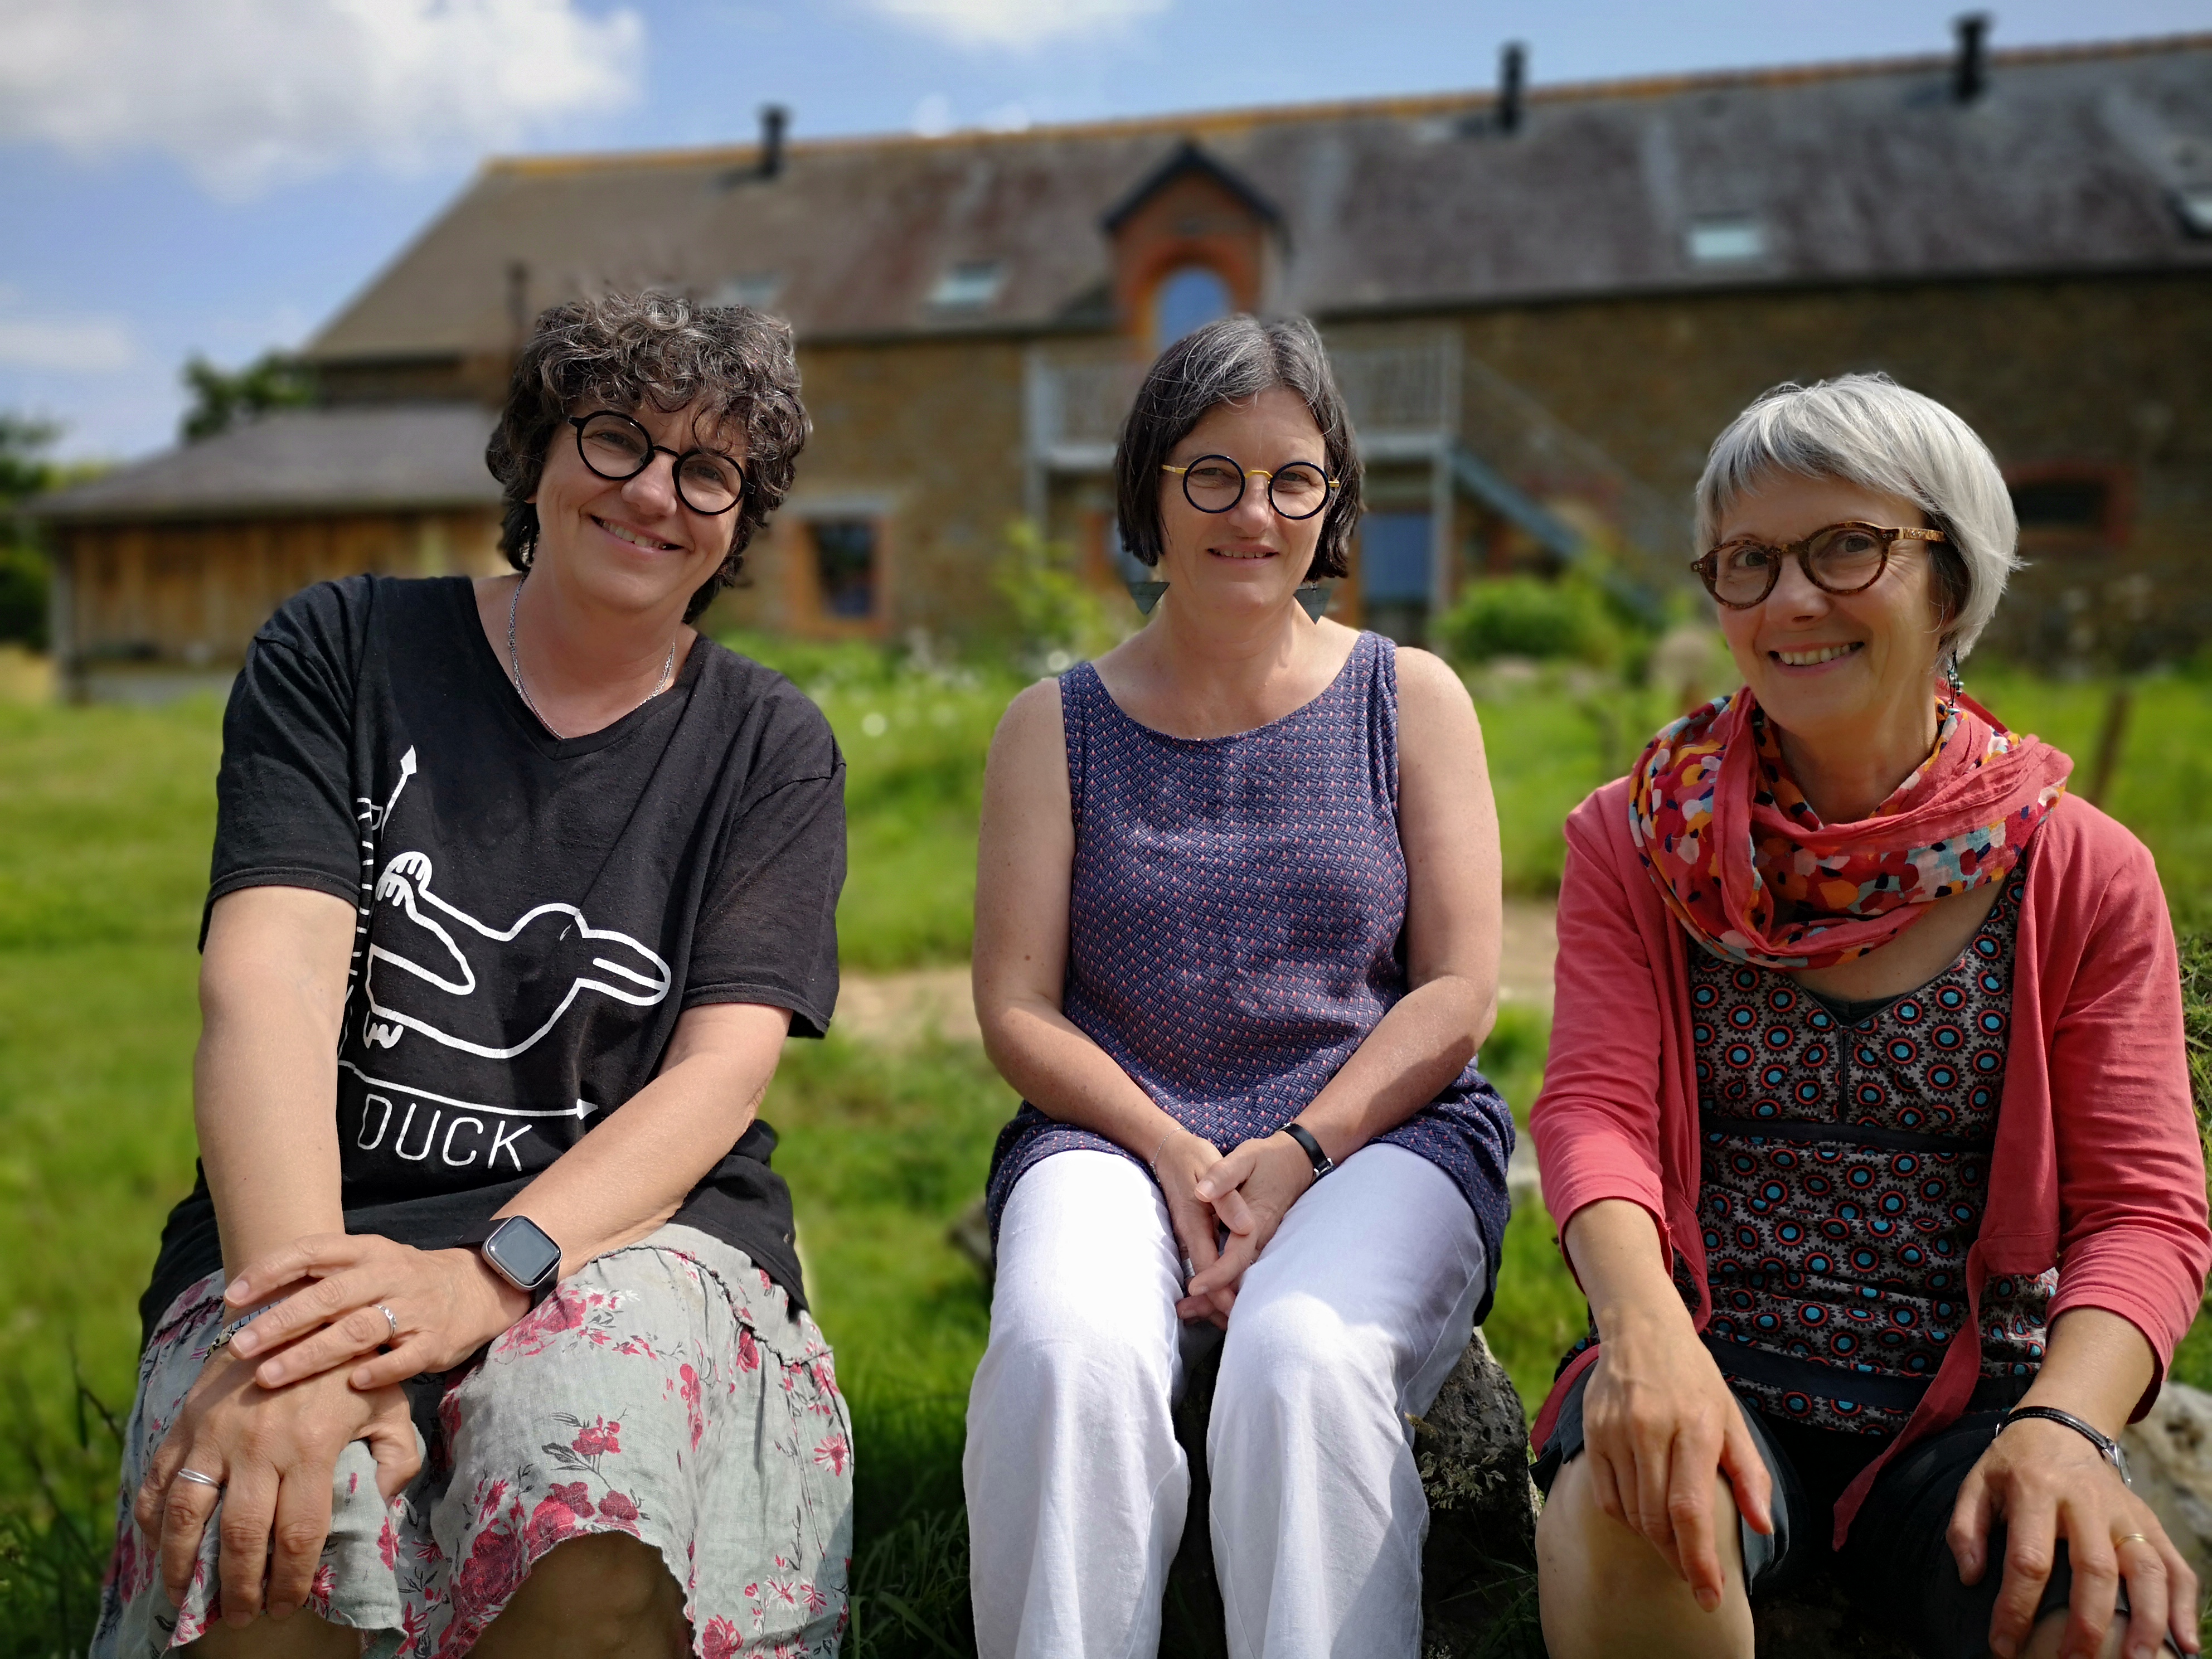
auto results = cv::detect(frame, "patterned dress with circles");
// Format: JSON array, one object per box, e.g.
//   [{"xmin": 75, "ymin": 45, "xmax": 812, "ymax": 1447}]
[
  {"xmin": 982, "ymin": 633, "xmax": 1514, "ymax": 1303},
  {"xmin": 1694, "ymin": 852, "xmax": 2050, "ymax": 1433}
]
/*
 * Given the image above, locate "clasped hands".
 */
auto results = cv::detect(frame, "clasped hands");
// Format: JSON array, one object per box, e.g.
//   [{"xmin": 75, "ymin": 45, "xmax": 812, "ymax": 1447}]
[
  {"xmin": 133, "ymin": 1235, "xmax": 532, "ymax": 1626},
  {"xmin": 1152, "ymin": 1125, "xmax": 1320, "ymax": 1328}
]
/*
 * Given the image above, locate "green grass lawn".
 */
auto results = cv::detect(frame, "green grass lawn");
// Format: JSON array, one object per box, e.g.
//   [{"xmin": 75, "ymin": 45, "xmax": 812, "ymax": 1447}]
[{"xmin": 1, "ymin": 648, "xmax": 2207, "ymax": 1655}]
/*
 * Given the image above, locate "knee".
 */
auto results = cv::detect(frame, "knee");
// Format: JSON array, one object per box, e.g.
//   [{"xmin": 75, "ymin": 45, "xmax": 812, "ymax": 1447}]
[
  {"xmin": 1215, "ymin": 1294, "xmax": 1384, "ymax": 1427},
  {"xmin": 520, "ymin": 1532, "xmax": 679, "ymax": 1628},
  {"xmin": 982, "ymin": 1284, "xmax": 1172, "ymax": 1407}
]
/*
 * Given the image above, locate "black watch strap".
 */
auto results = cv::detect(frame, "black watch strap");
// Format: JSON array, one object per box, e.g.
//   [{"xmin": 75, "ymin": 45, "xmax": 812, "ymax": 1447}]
[
  {"xmin": 1281, "ymin": 1122, "xmax": 1335, "ymax": 1181},
  {"xmin": 2002, "ymin": 1405, "xmax": 2132, "ymax": 1486}
]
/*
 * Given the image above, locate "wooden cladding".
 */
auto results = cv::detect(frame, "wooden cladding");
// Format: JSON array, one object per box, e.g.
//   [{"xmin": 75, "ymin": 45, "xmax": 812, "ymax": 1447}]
[{"xmin": 59, "ymin": 510, "xmax": 503, "ymax": 668}]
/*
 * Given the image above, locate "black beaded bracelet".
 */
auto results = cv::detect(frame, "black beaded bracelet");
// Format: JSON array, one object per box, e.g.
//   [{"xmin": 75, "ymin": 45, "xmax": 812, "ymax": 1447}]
[{"xmin": 2001, "ymin": 1405, "xmax": 2132, "ymax": 1487}]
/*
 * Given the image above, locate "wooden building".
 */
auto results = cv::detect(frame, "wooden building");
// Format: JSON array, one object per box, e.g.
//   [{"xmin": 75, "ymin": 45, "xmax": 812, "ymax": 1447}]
[{"xmin": 35, "ymin": 27, "xmax": 2212, "ymax": 693}]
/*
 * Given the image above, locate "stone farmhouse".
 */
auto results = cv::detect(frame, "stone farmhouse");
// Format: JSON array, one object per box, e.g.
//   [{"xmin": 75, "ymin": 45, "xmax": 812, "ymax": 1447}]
[{"xmin": 34, "ymin": 26, "xmax": 2212, "ymax": 696}]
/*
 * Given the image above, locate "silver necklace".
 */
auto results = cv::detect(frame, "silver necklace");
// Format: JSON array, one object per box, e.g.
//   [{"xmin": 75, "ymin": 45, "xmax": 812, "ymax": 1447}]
[{"xmin": 507, "ymin": 575, "xmax": 676, "ymax": 741}]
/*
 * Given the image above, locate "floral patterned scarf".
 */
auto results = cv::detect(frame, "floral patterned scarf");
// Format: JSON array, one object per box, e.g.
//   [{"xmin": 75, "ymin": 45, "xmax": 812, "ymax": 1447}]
[{"xmin": 1627, "ymin": 687, "xmax": 2073, "ymax": 969}]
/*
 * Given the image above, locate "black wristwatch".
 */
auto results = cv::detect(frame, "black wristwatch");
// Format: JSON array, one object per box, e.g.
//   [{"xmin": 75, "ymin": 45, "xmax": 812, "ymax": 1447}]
[
  {"xmin": 458, "ymin": 1216, "xmax": 564, "ymax": 1306},
  {"xmin": 1281, "ymin": 1122, "xmax": 1335, "ymax": 1182}
]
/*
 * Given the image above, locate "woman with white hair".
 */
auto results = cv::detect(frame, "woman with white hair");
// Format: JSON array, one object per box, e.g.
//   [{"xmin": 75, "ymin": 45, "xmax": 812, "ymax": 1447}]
[{"xmin": 1530, "ymin": 373, "xmax": 2209, "ymax": 1659}]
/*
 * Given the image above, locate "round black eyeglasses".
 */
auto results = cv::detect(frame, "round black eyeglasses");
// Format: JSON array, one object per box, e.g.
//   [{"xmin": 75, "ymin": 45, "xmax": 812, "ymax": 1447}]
[
  {"xmin": 1162, "ymin": 454, "xmax": 1338, "ymax": 521},
  {"xmin": 569, "ymin": 411, "xmax": 745, "ymax": 516}
]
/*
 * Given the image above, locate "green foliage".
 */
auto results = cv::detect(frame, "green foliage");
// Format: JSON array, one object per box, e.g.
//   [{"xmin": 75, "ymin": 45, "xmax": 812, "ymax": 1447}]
[
  {"xmin": 0, "ymin": 416, "xmax": 62, "ymax": 650},
  {"xmin": 179, "ymin": 351, "xmax": 316, "ymax": 444},
  {"xmin": 989, "ymin": 520, "xmax": 1124, "ymax": 674},
  {"xmin": 1436, "ymin": 574, "xmax": 1623, "ymax": 669},
  {"xmin": 723, "ymin": 630, "xmax": 1022, "ymax": 970}
]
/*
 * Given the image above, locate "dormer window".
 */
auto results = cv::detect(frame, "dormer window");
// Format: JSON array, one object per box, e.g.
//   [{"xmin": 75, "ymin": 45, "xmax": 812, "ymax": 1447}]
[
  {"xmin": 930, "ymin": 261, "xmax": 1005, "ymax": 310},
  {"xmin": 1687, "ymin": 218, "xmax": 1767, "ymax": 265},
  {"xmin": 1152, "ymin": 264, "xmax": 1232, "ymax": 350},
  {"xmin": 711, "ymin": 272, "xmax": 785, "ymax": 311}
]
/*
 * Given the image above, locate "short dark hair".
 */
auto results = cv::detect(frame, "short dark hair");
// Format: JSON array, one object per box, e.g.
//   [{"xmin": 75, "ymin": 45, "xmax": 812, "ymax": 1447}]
[
  {"xmin": 486, "ymin": 292, "xmax": 810, "ymax": 622},
  {"xmin": 1113, "ymin": 314, "xmax": 1364, "ymax": 582}
]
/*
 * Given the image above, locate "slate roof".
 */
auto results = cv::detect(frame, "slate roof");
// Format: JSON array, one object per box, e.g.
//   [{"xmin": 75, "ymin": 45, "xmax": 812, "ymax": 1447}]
[
  {"xmin": 308, "ymin": 33, "xmax": 2212, "ymax": 365},
  {"xmin": 33, "ymin": 404, "xmax": 501, "ymax": 522}
]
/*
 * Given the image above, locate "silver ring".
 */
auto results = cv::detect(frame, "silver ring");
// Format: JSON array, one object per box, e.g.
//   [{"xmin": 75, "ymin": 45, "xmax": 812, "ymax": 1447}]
[
  {"xmin": 173, "ymin": 1468, "xmax": 222, "ymax": 1491},
  {"xmin": 374, "ymin": 1304, "xmax": 399, "ymax": 1342}
]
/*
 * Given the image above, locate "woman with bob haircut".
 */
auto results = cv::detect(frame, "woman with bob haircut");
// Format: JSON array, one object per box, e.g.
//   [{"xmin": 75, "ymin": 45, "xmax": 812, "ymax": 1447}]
[
  {"xmin": 1530, "ymin": 372, "xmax": 2209, "ymax": 1659},
  {"xmin": 963, "ymin": 313, "xmax": 1515, "ymax": 1657},
  {"xmin": 100, "ymin": 293, "xmax": 852, "ymax": 1659}
]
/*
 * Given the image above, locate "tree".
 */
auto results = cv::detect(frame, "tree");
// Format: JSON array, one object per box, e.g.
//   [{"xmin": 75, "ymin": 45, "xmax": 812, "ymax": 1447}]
[
  {"xmin": 0, "ymin": 415, "xmax": 62, "ymax": 648},
  {"xmin": 180, "ymin": 350, "xmax": 316, "ymax": 443}
]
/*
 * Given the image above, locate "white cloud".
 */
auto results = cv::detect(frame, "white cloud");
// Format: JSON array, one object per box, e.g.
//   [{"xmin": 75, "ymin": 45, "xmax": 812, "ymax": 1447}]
[
  {"xmin": 0, "ymin": 296, "xmax": 134, "ymax": 373},
  {"xmin": 862, "ymin": 0, "xmax": 1168, "ymax": 51},
  {"xmin": 911, "ymin": 92, "xmax": 956, "ymax": 137},
  {"xmin": 0, "ymin": 0, "xmax": 643, "ymax": 198}
]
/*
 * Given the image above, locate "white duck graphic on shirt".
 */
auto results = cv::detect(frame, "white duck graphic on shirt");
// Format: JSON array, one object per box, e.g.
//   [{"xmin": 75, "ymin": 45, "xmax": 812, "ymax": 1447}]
[{"xmin": 355, "ymin": 753, "xmax": 672, "ymax": 1061}]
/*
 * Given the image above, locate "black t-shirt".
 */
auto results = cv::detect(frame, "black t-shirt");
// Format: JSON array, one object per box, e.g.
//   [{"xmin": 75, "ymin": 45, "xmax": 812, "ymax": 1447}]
[{"xmin": 140, "ymin": 574, "xmax": 843, "ymax": 1344}]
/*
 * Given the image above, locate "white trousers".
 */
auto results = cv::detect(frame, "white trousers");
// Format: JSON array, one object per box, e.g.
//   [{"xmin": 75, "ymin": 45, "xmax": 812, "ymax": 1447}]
[{"xmin": 964, "ymin": 1144, "xmax": 1487, "ymax": 1659}]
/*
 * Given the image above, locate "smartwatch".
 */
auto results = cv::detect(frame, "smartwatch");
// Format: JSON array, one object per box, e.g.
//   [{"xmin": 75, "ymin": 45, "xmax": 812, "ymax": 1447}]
[{"xmin": 459, "ymin": 1215, "xmax": 564, "ymax": 1305}]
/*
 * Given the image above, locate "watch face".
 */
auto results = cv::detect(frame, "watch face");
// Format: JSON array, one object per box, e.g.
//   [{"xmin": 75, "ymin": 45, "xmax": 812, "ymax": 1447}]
[{"xmin": 486, "ymin": 1217, "xmax": 563, "ymax": 1289}]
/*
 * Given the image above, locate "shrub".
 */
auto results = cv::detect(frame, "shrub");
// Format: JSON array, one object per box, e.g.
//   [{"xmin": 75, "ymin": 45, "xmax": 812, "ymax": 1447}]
[{"xmin": 1436, "ymin": 575, "xmax": 1620, "ymax": 668}]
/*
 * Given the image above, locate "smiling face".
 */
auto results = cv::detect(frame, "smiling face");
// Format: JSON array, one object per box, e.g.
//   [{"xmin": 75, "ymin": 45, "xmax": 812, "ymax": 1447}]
[
  {"xmin": 1155, "ymin": 387, "xmax": 1330, "ymax": 618},
  {"xmin": 528, "ymin": 400, "xmax": 745, "ymax": 615},
  {"xmin": 1713, "ymin": 471, "xmax": 1952, "ymax": 748}
]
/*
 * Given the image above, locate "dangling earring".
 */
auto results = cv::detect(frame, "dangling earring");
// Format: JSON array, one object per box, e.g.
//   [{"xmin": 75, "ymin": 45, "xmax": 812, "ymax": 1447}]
[
  {"xmin": 1946, "ymin": 651, "xmax": 1964, "ymax": 698},
  {"xmin": 1127, "ymin": 577, "xmax": 1168, "ymax": 615},
  {"xmin": 1294, "ymin": 583, "xmax": 1328, "ymax": 622}
]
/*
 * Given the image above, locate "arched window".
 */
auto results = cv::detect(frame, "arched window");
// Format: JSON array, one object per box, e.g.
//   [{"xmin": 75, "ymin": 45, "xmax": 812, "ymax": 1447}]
[{"xmin": 1151, "ymin": 265, "xmax": 1232, "ymax": 350}]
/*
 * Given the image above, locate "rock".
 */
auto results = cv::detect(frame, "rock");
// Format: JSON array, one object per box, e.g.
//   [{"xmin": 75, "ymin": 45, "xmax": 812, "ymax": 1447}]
[
  {"xmin": 1414, "ymin": 1330, "xmax": 1545, "ymax": 1656},
  {"xmin": 2124, "ymin": 1380, "xmax": 2212, "ymax": 1585},
  {"xmin": 945, "ymin": 1196, "xmax": 995, "ymax": 1284}
]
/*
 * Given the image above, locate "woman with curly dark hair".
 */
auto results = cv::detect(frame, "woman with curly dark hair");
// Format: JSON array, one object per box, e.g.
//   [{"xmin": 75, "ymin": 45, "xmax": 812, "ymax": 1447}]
[{"xmin": 98, "ymin": 293, "xmax": 852, "ymax": 1658}]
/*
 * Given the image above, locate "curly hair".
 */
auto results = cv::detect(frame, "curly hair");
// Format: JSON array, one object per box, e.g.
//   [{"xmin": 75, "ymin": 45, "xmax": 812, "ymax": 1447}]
[
  {"xmin": 1113, "ymin": 313, "xmax": 1364, "ymax": 583},
  {"xmin": 484, "ymin": 292, "xmax": 810, "ymax": 622}
]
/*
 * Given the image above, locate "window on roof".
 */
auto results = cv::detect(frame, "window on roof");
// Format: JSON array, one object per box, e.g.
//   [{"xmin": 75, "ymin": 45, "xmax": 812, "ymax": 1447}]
[
  {"xmin": 930, "ymin": 261, "xmax": 1005, "ymax": 310},
  {"xmin": 711, "ymin": 273, "xmax": 785, "ymax": 311},
  {"xmin": 1152, "ymin": 264, "xmax": 1232, "ymax": 350},
  {"xmin": 1686, "ymin": 218, "xmax": 1767, "ymax": 265},
  {"xmin": 2175, "ymin": 188, "xmax": 2212, "ymax": 238}
]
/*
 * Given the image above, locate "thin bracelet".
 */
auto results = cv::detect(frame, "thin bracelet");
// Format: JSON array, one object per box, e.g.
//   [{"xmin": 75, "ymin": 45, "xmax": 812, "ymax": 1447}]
[
  {"xmin": 2001, "ymin": 1404, "xmax": 2133, "ymax": 1486},
  {"xmin": 1148, "ymin": 1128, "xmax": 1177, "ymax": 1173},
  {"xmin": 207, "ymin": 1303, "xmax": 278, "ymax": 1354}
]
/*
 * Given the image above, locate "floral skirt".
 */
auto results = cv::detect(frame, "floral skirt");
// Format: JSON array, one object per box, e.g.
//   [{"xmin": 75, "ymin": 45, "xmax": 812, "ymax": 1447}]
[{"xmin": 95, "ymin": 1225, "xmax": 853, "ymax": 1658}]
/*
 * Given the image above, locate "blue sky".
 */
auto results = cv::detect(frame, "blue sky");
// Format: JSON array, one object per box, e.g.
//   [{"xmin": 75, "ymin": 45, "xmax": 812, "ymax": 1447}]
[{"xmin": 4, "ymin": 0, "xmax": 2206, "ymax": 462}]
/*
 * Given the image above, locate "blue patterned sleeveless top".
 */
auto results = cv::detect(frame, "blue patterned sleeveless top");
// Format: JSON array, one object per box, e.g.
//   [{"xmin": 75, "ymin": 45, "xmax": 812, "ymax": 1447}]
[{"xmin": 982, "ymin": 632, "xmax": 1515, "ymax": 1312}]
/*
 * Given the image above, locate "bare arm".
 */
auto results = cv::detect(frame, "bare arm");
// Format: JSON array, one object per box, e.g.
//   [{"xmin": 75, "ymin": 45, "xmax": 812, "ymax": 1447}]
[
  {"xmin": 1190, "ymin": 649, "xmax": 1504, "ymax": 1293},
  {"xmin": 971, "ymin": 677, "xmax": 1232, "ymax": 1318},
  {"xmin": 230, "ymin": 998, "xmax": 793, "ymax": 1386},
  {"xmin": 1286, "ymin": 646, "xmax": 1501, "ymax": 1158},
  {"xmin": 196, "ymin": 886, "xmax": 356, "ymax": 1275}
]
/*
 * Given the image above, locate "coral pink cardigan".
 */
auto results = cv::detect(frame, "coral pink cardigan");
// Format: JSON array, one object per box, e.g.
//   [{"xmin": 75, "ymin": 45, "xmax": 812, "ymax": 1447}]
[{"xmin": 1529, "ymin": 783, "xmax": 2210, "ymax": 1544}]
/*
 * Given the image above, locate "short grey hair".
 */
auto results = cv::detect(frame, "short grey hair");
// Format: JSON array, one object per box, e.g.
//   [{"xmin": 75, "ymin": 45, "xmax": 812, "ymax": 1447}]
[
  {"xmin": 1694, "ymin": 372, "xmax": 2018, "ymax": 663},
  {"xmin": 486, "ymin": 291, "xmax": 809, "ymax": 622},
  {"xmin": 1114, "ymin": 314, "xmax": 1364, "ymax": 581}
]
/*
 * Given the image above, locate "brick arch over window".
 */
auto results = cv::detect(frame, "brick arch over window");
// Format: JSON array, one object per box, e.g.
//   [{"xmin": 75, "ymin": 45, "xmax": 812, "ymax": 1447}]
[{"xmin": 1103, "ymin": 140, "xmax": 1283, "ymax": 344}]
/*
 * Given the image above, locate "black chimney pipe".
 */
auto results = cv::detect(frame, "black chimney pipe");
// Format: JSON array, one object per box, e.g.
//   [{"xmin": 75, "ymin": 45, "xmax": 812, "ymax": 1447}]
[
  {"xmin": 1953, "ymin": 13, "xmax": 1990, "ymax": 103},
  {"xmin": 1498, "ymin": 42, "xmax": 1526, "ymax": 134},
  {"xmin": 759, "ymin": 104, "xmax": 789, "ymax": 178}
]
